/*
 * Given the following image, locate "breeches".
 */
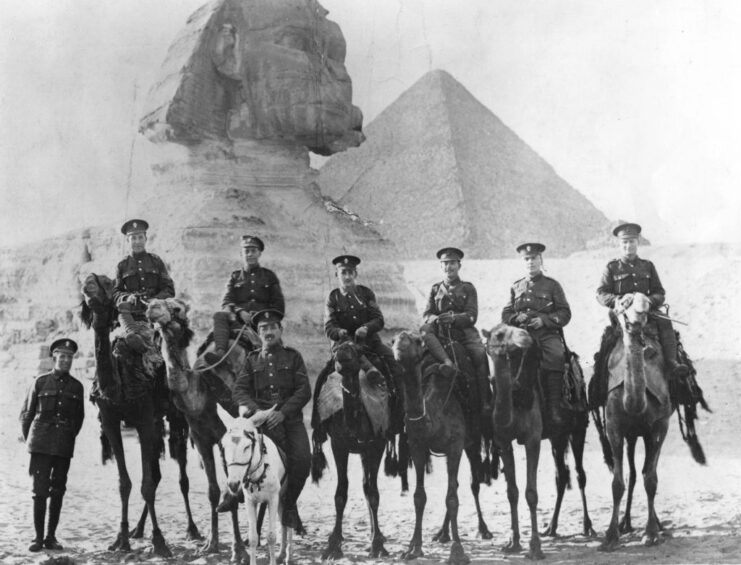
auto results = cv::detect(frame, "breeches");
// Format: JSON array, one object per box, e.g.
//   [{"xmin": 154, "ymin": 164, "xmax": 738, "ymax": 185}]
[
  {"xmin": 532, "ymin": 331, "xmax": 565, "ymax": 371},
  {"xmin": 265, "ymin": 419, "xmax": 310, "ymax": 510},
  {"xmin": 29, "ymin": 453, "xmax": 70, "ymax": 498}
]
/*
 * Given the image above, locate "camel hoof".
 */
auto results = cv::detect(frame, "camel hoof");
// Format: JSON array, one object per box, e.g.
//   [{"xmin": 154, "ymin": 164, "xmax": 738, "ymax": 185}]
[
  {"xmin": 186, "ymin": 522, "xmax": 204, "ymax": 541},
  {"xmin": 584, "ymin": 525, "xmax": 598, "ymax": 538},
  {"xmin": 619, "ymin": 517, "xmax": 634, "ymax": 533},
  {"xmin": 448, "ymin": 541, "xmax": 470, "ymax": 565},
  {"xmin": 642, "ymin": 532, "xmax": 661, "ymax": 546},
  {"xmin": 477, "ymin": 527, "xmax": 493, "ymax": 540},
  {"xmin": 599, "ymin": 537, "xmax": 619, "ymax": 552},
  {"xmin": 526, "ymin": 547, "xmax": 545, "ymax": 560},
  {"xmin": 199, "ymin": 538, "xmax": 220, "ymax": 555},
  {"xmin": 322, "ymin": 532, "xmax": 344, "ymax": 561},
  {"xmin": 501, "ymin": 540, "xmax": 522, "ymax": 554},
  {"xmin": 432, "ymin": 529, "xmax": 451, "ymax": 543},
  {"xmin": 369, "ymin": 542, "xmax": 389, "ymax": 558},
  {"xmin": 541, "ymin": 524, "xmax": 558, "ymax": 537},
  {"xmin": 108, "ymin": 533, "xmax": 131, "ymax": 552},
  {"xmin": 129, "ymin": 525, "xmax": 145, "ymax": 539},
  {"xmin": 401, "ymin": 547, "xmax": 424, "ymax": 561},
  {"xmin": 152, "ymin": 530, "xmax": 172, "ymax": 558}
]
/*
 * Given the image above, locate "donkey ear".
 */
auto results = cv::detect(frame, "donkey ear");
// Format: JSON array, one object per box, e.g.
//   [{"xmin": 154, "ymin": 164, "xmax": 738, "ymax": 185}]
[{"xmin": 250, "ymin": 405, "xmax": 276, "ymax": 427}]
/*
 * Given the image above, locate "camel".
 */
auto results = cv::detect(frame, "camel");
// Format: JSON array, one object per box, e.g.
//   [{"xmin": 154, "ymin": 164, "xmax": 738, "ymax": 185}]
[
  {"xmin": 598, "ymin": 292, "xmax": 675, "ymax": 551},
  {"xmin": 80, "ymin": 274, "xmax": 199, "ymax": 557},
  {"xmin": 224, "ymin": 410, "xmax": 293, "ymax": 565},
  {"xmin": 310, "ymin": 341, "xmax": 390, "ymax": 560},
  {"xmin": 482, "ymin": 323, "xmax": 544, "ymax": 560},
  {"xmin": 392, "ymin": 331, "xmax": 469, "ymax": 565}
]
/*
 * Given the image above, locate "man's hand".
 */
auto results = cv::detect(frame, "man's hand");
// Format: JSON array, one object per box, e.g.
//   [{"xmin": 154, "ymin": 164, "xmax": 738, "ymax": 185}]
[
  {"xmin": 514, "ymin": 313, "xmax": 529, "ymax": 325},
  {"xmin": 265, "ymin": 409, "xmax": 285, "ymax": 429},
  {"xmin": 355, "ymin": 326, "xmax": 368, "ymax": 340},
  {"xmin": 238, "ymin": 405, "xmax": 250, "ymax": 417},
  {"xmin": 438, "ymin": 312, "xmax": 454, "ymax": 326},
  {"xmin": 126, "ymin": 293, "xmax": 139, "ymax": 304},
  {"xmin": 338, "ymin": 329, "xmax": 349, "ymax": 340},
  {"xmin": 239, "ymin": 310, "xmax": 251, "ymax": 324},
  {"xmin": 527, "ymin": 317, "xmax": 544, "ymax": 330}
]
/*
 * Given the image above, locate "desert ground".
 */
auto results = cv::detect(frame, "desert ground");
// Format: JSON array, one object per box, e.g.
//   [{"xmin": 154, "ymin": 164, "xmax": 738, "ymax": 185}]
[{"xmin": 1, "ymin": 245, "xmax": 740, "ymax": 564}]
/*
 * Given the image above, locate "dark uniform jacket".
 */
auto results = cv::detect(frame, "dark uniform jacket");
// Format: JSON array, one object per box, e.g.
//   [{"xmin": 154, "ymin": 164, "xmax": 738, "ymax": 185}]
[
  {"xmin": 423, "ymin": 278, "xmax": 478, "ymax": 329},
  {"xmin": 20, "ymin": 370, "xmax": 84, "ymax": 459},
  {"xmin": 112, "ymin": 252, "xmax": 174, "ymax": 311},
  {"xmin": 597, "ymin": 256, "xmax": 665, "ymax": 309},
  {"xmin": 222, "ymin": 266, "xmax": 285, "ymax": 316},
  {"xmin": 233, "ymin": 343, "xmax": 311, "ymax": 422},
  {"xmin": 502, "ymin": 274, "xmax": 571, "ymax": 330},
  {"xmin": 324, "ymin": 286, "xmax": 384, "ymax": 343}
]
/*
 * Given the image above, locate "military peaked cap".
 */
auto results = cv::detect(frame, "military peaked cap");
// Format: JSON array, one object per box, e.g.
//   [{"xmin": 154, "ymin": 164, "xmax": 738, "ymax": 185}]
[
  {"xmin": 613, "ymin": 222, "xmax": 642, "ymax": 238},
  {"xmin": 251, "ymin": 309, "xmax": 283, "ymax": 329},
  {"xmin": 241, "ymin": 235, "xmax": 265, "ymax": 251},
  {"xmin": 332, "ymin": 255, "xmax": 361, "ymax": 268},
  {"xmin": 50, "ymin": 338, "xmax": 78, "ymax": 356},
  {"xmin": 516, "ymin": 242, "xmax": 546, "ymax": 254},
  {"xmin": 436, "ymin": 247, "xmax": 464, "ymax": 261},
  {"xmin": 121, "ymin": 219, "xmax": 149, "ymax": 235}
]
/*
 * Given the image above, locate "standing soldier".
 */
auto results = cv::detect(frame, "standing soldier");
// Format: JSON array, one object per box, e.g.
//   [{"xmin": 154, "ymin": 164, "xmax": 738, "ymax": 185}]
[
  {"xmin": 312, "ymin": 255, "xmax": 404, "ymax": 438},
  {"xmin": 420, "ymin": 247, "xmax": 491, "ymax": 415},
  {"xmin": 219, "ymin": 309, "xmax": 311, "ymax": 529},
  {"xmin": 501, "ymin": 243, "xmax": 571, "ymax": 427},
  {"xmin": 204, "ymin": 235, "xmax": 285, "ymax": 367},
  {"xmin": 20, "ymin": 339, "xmax": 85, "ymax": 552},
  {"xmin": 597, "ymin": 222, "xmax": 688, "ymax": 379},
  {"xmin": 112, "ymin": 219, "xmax": 175, "ymax": 353}
]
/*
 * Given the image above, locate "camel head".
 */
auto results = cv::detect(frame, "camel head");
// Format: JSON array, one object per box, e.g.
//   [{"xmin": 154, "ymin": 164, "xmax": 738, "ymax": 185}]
[
  {"xmin": 333, "ymin": 340, "xmax": 362, "ymax": 377},
  {"xmin": 618, "ymin": 292, "xmax": 651, "ymax": 337},
  {"xmin": 391, "ymin": 331, "xmax": 424, "ymax": 364},
  {"xmin": 79, "ymin": 273, "xmax": 115, "ymax": 329},
  {"xmin": 482, "ymin": 323, "xmax": 534, "ymax": 358}
]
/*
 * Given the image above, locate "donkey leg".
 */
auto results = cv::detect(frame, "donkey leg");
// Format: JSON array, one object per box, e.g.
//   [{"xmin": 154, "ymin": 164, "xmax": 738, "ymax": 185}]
[
  {"xmin": 570, "ymin": 422, "xmax": 597, "ymax": 537},
  {"xmin": 499, "ymin": 444, "xmax": 522, "ymax": 554},
  {"xmin": 542, "ymin": 435, "xmax": 568, "ymax": 537},
  {"xmin": 247, "ymin": 501, "xmax": 260, "ymax": 565},
  {"xmin": 642, "ymin": 422, "xmax": 668, "ymax": 546},
  {"xmin": 102, "ymin": 414, "xmax": 133, "ymax": 553},
  {"xmin": 446, "ymin": 444, "xmax": 470, "ymax": 565},
  {"xmin": 600, "ymin": 433, "xmax": 625, "ymax": 552},
  {"xmin": 322, "ymin": 442, "xmax": 348, "ymax": 560},
  {"xmin": 524, "ymin": 437, "xmax": 544, "ymax": 560},
  {"xmin": 402, "ymin": 450, "xmax": 427, "ymax": 560},
  {"xmin": 362, "ymin": 442, "xmax": 389, "ymax": 558},
  {"xmin": 619, "ymin": 436, "xmax": 637, "ymax": 533}
]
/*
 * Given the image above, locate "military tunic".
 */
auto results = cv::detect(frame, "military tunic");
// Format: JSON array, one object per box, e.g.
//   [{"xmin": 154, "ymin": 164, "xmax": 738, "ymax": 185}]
[
  {"xmin": 112, "ymin": 252, "xmax": 174, "ymax": 313},
  {"xmin": 222, "ymin": 266, "xmax": 285, "ymax": 317},
  {"xmin": 324, "ymin": 285, "xmax": 387, "ymax": 349},
  {"xmin": 596, "ymin": 256, "xmax": 665, "ymax": 309},
  {"xmin": 501, "ymin": 273, "xmax": 571, "ymax": 371}
]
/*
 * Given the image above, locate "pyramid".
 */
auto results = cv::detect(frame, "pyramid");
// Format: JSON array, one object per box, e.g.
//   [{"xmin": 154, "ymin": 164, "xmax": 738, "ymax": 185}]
[{"xmin": 318, "ymin": 70, "xmax": 610, "ymax": 258}]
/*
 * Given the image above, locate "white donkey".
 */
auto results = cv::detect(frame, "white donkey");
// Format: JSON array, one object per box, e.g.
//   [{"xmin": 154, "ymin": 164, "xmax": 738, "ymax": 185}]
[{"xmin": 224, "ymin": 408, "xmax": 293, "ymax": 565}]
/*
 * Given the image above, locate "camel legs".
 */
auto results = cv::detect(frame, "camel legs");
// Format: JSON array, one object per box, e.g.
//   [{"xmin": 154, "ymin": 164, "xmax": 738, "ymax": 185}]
[
  {"xmin": 402, "ymin": 449, "xmax": 427, "ymax": 560},
  {"xmin": 642, "ymin": 421, "xmax": 668, "ymax": 546},
  {"xmin": 524, "ymin": 437, "xmax": 544, "ymax": 560},
  {"xmin": 361, "ymin": 443, "xmax": 389, "ymax": 558},
  {"xmin": 499, "ymin": 443, "xmax": 522, "ymax": 554},
  {"xmin": 130, "ymin": 453, "xmax": 162, "ymax": 539},
  {"xmin": 176, "ymin": 441, "xmax": 203, "ymax": 541},
  {"xmin": 444, "ymin": 446, "xmax": 469, "ymax": 565},
  {"xmin": 570, "ymin": 422, "xmax": 597, "ymax": 537},
  {"xmin": 619, "ymin": 436, "xmax": 637, "ymax": 533},
  {"xmin": 322, "ymin": 443, "xmax": 349, "ymax": 560},
  {"xmin": 100, "ymin": 411, "xmax": 132, "ymax": 553},
  {"xmin": 600, "ymin": 432, "xmax": 625, "ymax": 552},
  {"xmin": 542, "ymin": 433, "xmax": 569, "ymax": 537}
]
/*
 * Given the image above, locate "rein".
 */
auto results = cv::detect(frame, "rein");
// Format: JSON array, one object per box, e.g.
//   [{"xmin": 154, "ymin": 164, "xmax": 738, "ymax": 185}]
[
  {"xmin": 229, "ymin": 430, "xmax": 269, "ymax": 488},
  {"xmin": 194, "ymin": 323, "xmax": 249, "ymax": 373}
]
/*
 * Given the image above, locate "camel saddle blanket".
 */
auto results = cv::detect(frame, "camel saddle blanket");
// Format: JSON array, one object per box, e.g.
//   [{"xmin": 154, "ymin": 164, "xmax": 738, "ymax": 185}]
[
  {"xmin": 607, "ymin": 337, "xmax": 669, "ymax": 406},
  {"xmin": 317, "ymin": 371, "xmax": 390, "ymax": 435}
]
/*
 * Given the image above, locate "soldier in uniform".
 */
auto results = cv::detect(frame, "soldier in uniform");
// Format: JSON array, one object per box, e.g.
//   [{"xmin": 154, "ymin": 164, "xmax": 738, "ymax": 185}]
[
  {"xmin": 112, "ymin": 219, "xmax": 175, "ymax": 353},
  {"xmin": 501, "ymin": 243, "xmax": 571, "ymax": 426},
  {"xmin": 204, "ymin": 235, "xmax": 285, "ymax": 367},
  {"xmin": 312, "ymin": 255, "xmax": 404, "ymax": 438},
  {"xmin": 20, "ymin": 339, "xmax": 85, "ymax": 552},
  {"xmin": 597, "ymin": 222, "xmax": 688, "ymax": 379},
  {"xmin": 220, "ymin": 309, "xmax": 311, "ymax": 528},
  {"xmin": 420, "ymin": 247, "xmax": 491, "ymax": 414}
]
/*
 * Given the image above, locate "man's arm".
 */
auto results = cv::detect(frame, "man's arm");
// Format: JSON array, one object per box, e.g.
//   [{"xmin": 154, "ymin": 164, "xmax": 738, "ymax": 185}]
[
  {"xmin": 19, "ymin": 379, "xmax": 38, "ymax": 441},
  {"xmin": 452, "ymin": 283, "xmax": 477, "ymax": 328},
  {"xmin": 233, "ymin": 362, "xmax": 258, "ymax": 416},
  {"xmin": 221, "ymin": 272, "xmax": 238, "ymax": 311},
  {"xmin": 279, "ymin": 353, "xmax": 311, "ymax": 419},
  {"xmin": 543, "ymin": 280, "xmax": 571, "ymax": 328},
  {"xmin": 153, "ymin": 255, "xmax": 175, "ymax": 299},
  {"xmin": 324, "ymin": 291, "xmax": 345, "ymax": 341},
  {"xmin": 422, "ymin": 285, "xmax": 439, "ymax": 322},
  {"xmin": 501, "ymin": 286, "xmax": 517, "ymax": 324},
  {"xmin": 647, "ymin": 261, "xmax": 666, "ymax": 308},
  {"xmin": 267, "ymin": 271, "xmax": 286, "ymax": 316},
  {"xmin": 596, "ymin": 263, "xmax": 618, "ymax": 308},
  {"xmin": 112, "ymin": 260, "xmax": 130, "ymax": 307},
  {"xmin": 74, "ymin": 381, "xmax": 85, "ymax": 436},
  {"xmin": 361, "ymin": 288, "xmax": 384, "ymax": 335}
]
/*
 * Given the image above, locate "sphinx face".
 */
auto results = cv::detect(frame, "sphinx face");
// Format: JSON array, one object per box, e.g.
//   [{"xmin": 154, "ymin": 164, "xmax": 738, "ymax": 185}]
[{"xmin": 221, "ymin": 0, "xmax": 364, "ymax": 154}]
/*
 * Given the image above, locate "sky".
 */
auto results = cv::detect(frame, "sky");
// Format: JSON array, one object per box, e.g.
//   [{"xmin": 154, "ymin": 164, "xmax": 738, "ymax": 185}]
[{"xmin": 1, "ymin": 0, "xmax": 740, "ymax": 248}]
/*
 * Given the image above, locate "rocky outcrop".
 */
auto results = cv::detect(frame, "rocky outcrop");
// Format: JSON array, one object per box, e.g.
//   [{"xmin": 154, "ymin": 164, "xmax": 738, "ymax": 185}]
[{"xmin": 318, "ymin": 70, "xmax": 611, "ymax": 258}]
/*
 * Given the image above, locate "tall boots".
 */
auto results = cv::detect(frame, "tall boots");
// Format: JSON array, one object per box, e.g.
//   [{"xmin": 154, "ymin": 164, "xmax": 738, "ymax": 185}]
[
  {"xmin": 543, "ymin": 370, "xmax": 564, "ymax": 430},
  {"xmin": 44, "ymin": 494, "xmax": 64, "ymax": 550},
  {"xmin": 204, "ymin": 311, "xmax": 231, "ymax": 367},
  {"xmin": 117, "ymin": 304, "xmax": 148, "ymax": 354},
  {"xmin": 656, "ymin": 317, "xmax": 689, "ymax": 379},
  {"xmin": 421, "ymin": 333, "xmax": 455, "ymax": 368},
  {"xmin": 28, "ymin": 497, "xmax": 46, "ymax": 552}
]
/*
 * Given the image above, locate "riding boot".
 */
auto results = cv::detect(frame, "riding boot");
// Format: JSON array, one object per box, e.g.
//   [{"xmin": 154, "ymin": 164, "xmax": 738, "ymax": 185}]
[
  {"xmin": 204, "ymin": 311, "xmax": 231, "ymax": 367},
  {"xmin": 656, "ymin": 317, "xmax": 689, "ymax": 379},
  {"xmin": 44, "ymin": 494, "xmax": 64, "ymax": 550},
  {"xmin": 359, "ymin": 354, "xmax": 384, "ymax": 386},
  {"xmin": 421, "ymin": 333, "xmax": 454, "ymax": 367},
  {"xmin": 117, "ymin": 305, "xmax": 148, "ymax": 354},
  {"xmin": 544, "ymin": 370, "xmax": 564, "ymax": 429},
  {"xmin": 29, "ymin": 497, "xmax": 46, "ymax": 552}
]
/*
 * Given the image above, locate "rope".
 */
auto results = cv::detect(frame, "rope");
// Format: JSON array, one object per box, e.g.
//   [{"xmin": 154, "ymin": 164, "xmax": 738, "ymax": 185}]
[{"xmin": 194, "ymin": 323, "xmax": 249, "ymax": 373}]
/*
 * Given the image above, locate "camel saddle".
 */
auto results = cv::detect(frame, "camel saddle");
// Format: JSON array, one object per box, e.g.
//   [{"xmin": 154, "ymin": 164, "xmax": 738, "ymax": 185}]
[{"xmin": 316, "ymin": 370, "xmax": 390, "ymax": 436}]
